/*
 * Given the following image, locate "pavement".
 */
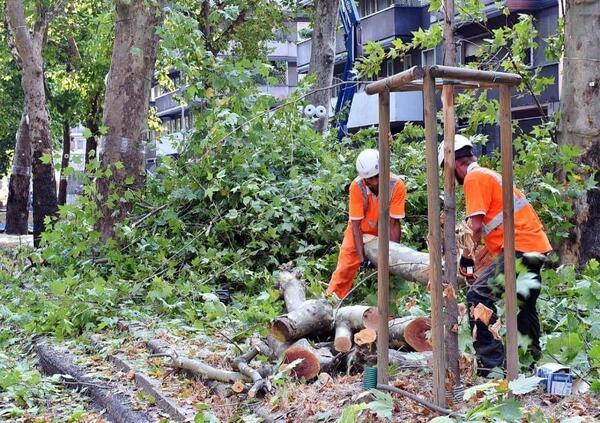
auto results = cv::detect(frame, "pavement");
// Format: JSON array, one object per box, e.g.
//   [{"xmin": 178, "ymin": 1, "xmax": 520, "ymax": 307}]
[{"xmin": 0, "ymin": 233, "xmax": 34, "ymax": 249}]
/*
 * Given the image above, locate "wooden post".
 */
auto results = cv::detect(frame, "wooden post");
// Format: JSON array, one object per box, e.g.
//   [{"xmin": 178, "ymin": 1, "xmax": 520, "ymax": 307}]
[
  {"xmin": 442, "ymin": 84, "xmax": 460, "ymax": 392},
  {"xmin": 423, "ymin": 70, "xmax": 446, "ymax": 407},
  {"xmin": 376, "ymin": 89, "xmax": 391, "ymax": 385},
  {"xmin": 499, "ymin": 84, "xmax": 518, "ymax": 381},
  {"xmin": 365, "ymin": 66, "xmax": 425, "ymax": 95}
]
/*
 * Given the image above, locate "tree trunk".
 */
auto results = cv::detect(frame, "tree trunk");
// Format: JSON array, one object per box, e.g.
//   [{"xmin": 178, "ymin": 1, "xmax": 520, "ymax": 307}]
[
  {"xmin": 363, "ymin": 236, "xmax": 430, "ymax": 284},
  {"xmin": 5, "ymin": 107, "xmax": 31, "ymax": 234},
  {"xmin": 57, "ymin": 118, "xmax": 70, "ymax": 206},
  {"xmin": 96, "ymin": 0, "xmax": 165, "ymax": 242},
  {"xmin": 307, "ymin": 0, "xmax": 340, "ymax": 133},
  {"xmin": 442, "ymin": 0, "xmax": 461, "ymax": 392},
  {"xmin": 558, "ymin": 0, "xmax": 600, "ymax": 266},
  {"xmin": 270, "ymin": 298, "xmax": 334, "ymax": 342},
  {"xmin": 85, "ymin": 91, "xmax": 101, "ymax": 167},
  {"xmin": 6, "ymin": 0, "xmax": 58, "ymax": 247}
]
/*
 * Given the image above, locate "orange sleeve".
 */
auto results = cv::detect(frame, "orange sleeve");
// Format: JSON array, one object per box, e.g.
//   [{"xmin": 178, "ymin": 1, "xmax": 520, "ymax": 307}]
[
  {"xmin": 348, "ymin": 181, "xmax": 365, "ymax": 220},
  {"xmin": 464, "ymin": 173, "xmax": 491, "ymax": 217},
  {"xmin": 390, "ymin": 179, "xmax": 406, "ymax": 219}
]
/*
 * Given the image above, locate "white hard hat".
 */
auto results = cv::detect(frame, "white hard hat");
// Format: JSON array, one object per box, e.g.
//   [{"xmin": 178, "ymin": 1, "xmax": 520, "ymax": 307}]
[
  {"xmin": 438, "ymin": 134, "xmax": 473, "ymax": 166},
  {"xmin": 356, "ymin": 149, "xmax": 379, "ymax": 179}
]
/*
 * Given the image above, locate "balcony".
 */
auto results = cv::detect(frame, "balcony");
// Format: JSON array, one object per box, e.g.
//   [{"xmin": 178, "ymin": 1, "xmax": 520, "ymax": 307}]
[
  {"xmin": 347, "ymin": 90, "xmax": 423, "ymax": 129},
  {"xmin": 297, "ymin": 4, "xmax": 428, "ymax": 70},
  {"xmin": 154, "ymin": 88, "xmax": 186, "ymax": 117}
]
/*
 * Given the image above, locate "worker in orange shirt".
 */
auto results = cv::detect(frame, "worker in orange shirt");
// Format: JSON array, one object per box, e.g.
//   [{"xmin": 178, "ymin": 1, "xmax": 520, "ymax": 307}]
[
  {"xmin": 326, "ymin": 149, "xmax": 407, "ymax": 300},
  {"xmin": 440, "ymin": 135, "xmax": 552, "ymax": 373}
]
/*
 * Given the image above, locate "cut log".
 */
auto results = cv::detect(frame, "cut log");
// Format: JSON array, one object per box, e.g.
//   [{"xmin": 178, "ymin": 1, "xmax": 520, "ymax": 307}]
[
  {"xmin": 168, "ymin": 355, "xmax": 249, "ymax": 384},
  {"xmin": 281, "ymin": 339, "xmax": 336, "ymax": 379},
  {"xmin": 388, "ymin": 316, "xmax": 432, "ymax": 352},
  {"xmin": 270, "ymin": 298, "xmax": 334, "ymax": 342},
  {"xmin": 334, "ymin": 305, "xmax": 379, "ymax": 352},
  {"xmin": 363, "ymin": 235, "xmax": 430, "ymax": 284},
  {"xmin": 277, "ymin": 269, "xmax": 306, "ymax": 312},
  {"xmin": 354, "ymin": 328, "xmax": 377, "ymax": 346}
]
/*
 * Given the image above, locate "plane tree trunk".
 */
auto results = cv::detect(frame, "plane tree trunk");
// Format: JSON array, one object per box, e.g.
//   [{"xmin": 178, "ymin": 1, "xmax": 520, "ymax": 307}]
[
  {"xmin": 307, "ymin": 0, "xmax": 340, "ymax": 133},
  {"xmin": 6, "ymin": 0, "xmax": 58, "ymax": 246},
  {"xmin": 558, "ymin": 0, "xmax": 600, "ymax": 266},
  {"xmin": 96, "ymin": 0, "xmax": 165, "ymax": 242},
  {"xmin": 5, "ymin": 107, "xmax": 31, "ymax": 234}
]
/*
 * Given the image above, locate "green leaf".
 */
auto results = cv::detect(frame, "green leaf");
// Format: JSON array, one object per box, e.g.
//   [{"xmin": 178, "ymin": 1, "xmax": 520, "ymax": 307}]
[
  {"xmin": 508, "ymin": 375, "xmax": 543, "ymax": 395},
  {"xmin": 367, "ymin": 389, "xmax": 393, "ymax": 419},
  {"xmin": 497, "ymin": 398, "xmax": 523, "ymax": 421},
  {"xmin": 40, "ymin": 153, "xmax": 52, "ymax": 165},
  {"xmin": 82, "ymin": 127, "xmax": 93, "ymax": 139},
  {"xmin": 337, "ymin": 403, "xmax": 368, "ymax": 423},
  {"xmin": 463, "ymin": 381, "xmax": 500, "ymax": 401}
]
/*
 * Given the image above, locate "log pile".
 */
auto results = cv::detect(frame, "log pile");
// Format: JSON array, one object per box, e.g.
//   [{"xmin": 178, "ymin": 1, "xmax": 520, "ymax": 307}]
[{"xmin": 140, "ymin": 265, "xmax": 433, "ymax": 398}]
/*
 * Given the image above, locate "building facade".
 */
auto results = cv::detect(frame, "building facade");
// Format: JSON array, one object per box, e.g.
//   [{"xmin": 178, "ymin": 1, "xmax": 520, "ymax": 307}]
[
  {"xmin": 297, "ymin": 0, "xmax": 560, "ymax": 141},
  {"xmin": 149, "ymin": 24, "xmax": 299, "ymax": 164}
]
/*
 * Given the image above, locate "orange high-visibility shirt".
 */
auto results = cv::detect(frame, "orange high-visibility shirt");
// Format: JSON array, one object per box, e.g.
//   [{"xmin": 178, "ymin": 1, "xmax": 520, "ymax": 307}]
[
  {"xmin": 464, "ymin": 164, "xmax": 552, "ymax": 257},
  {"xmin": 348, "ymin": 174, "xmax": 406, "ymax": 236}
]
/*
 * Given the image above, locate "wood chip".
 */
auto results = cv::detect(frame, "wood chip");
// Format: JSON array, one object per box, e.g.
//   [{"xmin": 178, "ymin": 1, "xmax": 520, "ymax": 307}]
[
  {"xmin": 472, "ymin": 325, "xmax": 478, "ymax": 342},
  {"xmin": 354, "ymin": 328, "xmax": 377, "ymax": 346},
  {"xmin": 232, "ymin": 379, "xmax": 245, "ymax": 393},
  {"xmin": 473, "ymin": 303, "xmax": 493, "ymax": 326},
  {"xmin": 488, "ymin": 319, "xmax": 502, "ymax": 340}
]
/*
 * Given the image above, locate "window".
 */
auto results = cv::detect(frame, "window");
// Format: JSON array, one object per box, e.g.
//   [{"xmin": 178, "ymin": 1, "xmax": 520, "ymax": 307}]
[
  {"xmin": 402, "ymin": 54, "xmax": 412, "ymax": 70},
  {"xmin": 359, "ymin": 0, "xmax": 392, "ymax": 17},
  {"xmin": 421, "ymin": 48, "xmax": 436, "ymax": 67},
  {"xmin": 386, "ymin": 59, "xmax": 394, "ymax": 77}
]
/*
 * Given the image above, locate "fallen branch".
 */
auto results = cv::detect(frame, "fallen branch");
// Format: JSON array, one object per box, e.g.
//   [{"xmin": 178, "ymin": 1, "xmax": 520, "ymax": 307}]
[
  {"xmin": 377, "ymin": 383, "xmax": 452, "ymax": 416},
  {"xmin": 232, "ymin": 345, "xmax": 271, "ymax": 397}
]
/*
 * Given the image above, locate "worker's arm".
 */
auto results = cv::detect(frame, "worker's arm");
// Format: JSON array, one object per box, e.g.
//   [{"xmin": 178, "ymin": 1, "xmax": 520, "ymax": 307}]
[
  {"xmin": 468, "ymin": 214, "xmax": 484, "ymax": 253},
  {"xmin": 390, "ymin": 218, "xmax": 401, "ymax": 243},
  {"xmin": 351, "ymin": 219, "xmax": 365, "ymax": 263}
]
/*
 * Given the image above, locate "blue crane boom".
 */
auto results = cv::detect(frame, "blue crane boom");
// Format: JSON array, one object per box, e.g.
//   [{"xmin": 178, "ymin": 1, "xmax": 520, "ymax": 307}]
[{"xmin": 334, "ymin": 0, "xmax": 362, "ymax": 140}]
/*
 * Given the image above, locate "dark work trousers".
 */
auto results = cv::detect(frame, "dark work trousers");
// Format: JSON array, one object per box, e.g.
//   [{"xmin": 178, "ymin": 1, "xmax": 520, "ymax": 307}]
[{"xmin": 466, "ymin": 251, "xmax": 546, "ymax": 371}]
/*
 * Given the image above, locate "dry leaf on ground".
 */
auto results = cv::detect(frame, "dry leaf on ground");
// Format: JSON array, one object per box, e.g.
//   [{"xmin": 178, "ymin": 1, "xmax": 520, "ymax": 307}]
[{"xmin": 473, "ymin": 303, "xmax": 493, "ymax": 326}]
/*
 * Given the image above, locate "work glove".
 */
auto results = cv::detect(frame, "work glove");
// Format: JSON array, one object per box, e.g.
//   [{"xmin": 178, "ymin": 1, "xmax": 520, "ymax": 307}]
[
  {"xmin": 361, "ymin": 258, "xmax": 376, "ymax": 270},
  {"xmin": 459, "ymin": 256, "xmax": 476, "ymax": 283}
]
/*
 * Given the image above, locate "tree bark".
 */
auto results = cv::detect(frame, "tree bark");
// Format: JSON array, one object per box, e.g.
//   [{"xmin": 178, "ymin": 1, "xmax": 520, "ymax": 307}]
[
  {"xmin": 307, "ymin": 0, "xmax": 340, "ymax": 133},
  {"xmin": 57, "ymin": 118, "xmax": 70, "ymax": 205},
  {"xmin": 6, "ymin": 0, "xmax": 58, "ymax": 247},
  {"xmin": 270, "ymin": 298, "xmax": 334, "ymax": 342},
  {"xmin": 277, "ymin": 269, "xmax": 306, "ymax": 312},
  {"xmin": 442, "ymin": 0, "xmax": 461, "ymax": 393},
  {"xmin": 363, "ymin": 236, "xmax": 430, "ymax": 284},
  {"xmin": 5, "ymin": 107, "xmax": 31, "ymax": 234},
  {"xmin": 558, "ymin": 0, "xmax": 600, "ymax": 266},
  {"xmin": 96, "ymin": 0, "xmax": 165, "ymax": 242},
  {"xmin": 85, "ymin": 91, "xmax": 101, "ymax": 167}
]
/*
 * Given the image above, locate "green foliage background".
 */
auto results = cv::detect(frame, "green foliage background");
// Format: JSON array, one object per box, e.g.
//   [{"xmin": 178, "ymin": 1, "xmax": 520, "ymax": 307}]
[{"xmin": 0, "ymin": 0, "xmax": 598, "ymax": 420}]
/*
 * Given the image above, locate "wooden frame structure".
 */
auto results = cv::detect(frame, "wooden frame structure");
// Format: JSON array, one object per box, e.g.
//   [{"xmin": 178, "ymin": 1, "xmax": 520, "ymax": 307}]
[{"xmin": 365, "ymin": 65, "xmax": 522, "ymax": 407}]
